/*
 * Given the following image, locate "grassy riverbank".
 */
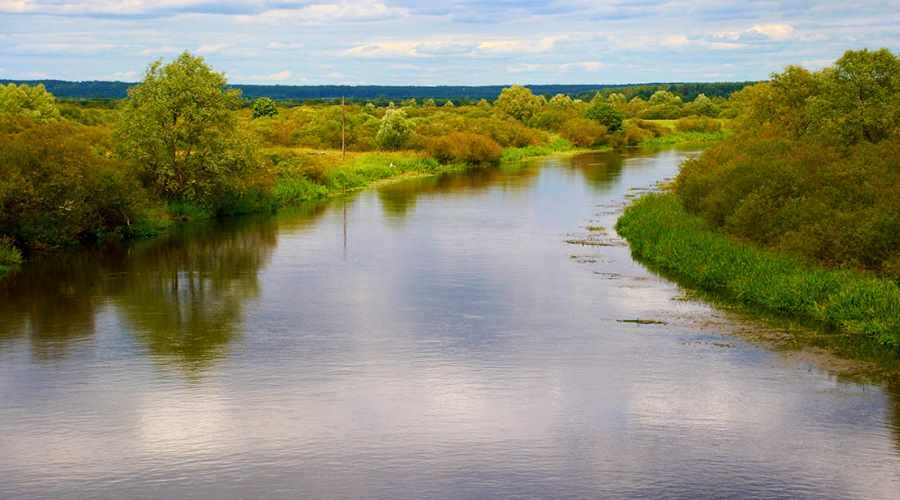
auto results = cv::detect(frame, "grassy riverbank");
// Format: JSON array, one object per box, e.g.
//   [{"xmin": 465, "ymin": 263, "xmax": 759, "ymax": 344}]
[{"xmin": 616, "ymin": 194, "xmax": 900, "ymax": 347}]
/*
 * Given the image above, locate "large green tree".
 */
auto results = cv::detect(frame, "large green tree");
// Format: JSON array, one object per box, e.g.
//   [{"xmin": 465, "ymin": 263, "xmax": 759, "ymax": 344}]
[
  {"xmin": 0, "ymin": 83, "xmax": 60, "ymax": 122},
  {"xmin": 496, "ymin": 85, "xmax": 543, "ymax": 122},
  {"xmin": 116, "ymin": 52, "xmax": 257, "ymax": 204}
]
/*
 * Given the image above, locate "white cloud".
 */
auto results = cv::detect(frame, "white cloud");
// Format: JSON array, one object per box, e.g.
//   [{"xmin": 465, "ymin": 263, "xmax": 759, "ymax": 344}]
[
  {"xmin": 111, "ymin": 70, "xmax": 138, "ymax": 81},
  {"xmin": 714, "ymin": 23, "xmax": 797, "ymax": 43},
  {"xmin": 507, "ymin": 61, "xmax": 606, "ymax": 73},
  {"xmin": 196, "ymin": 43, "xmax": 231, "ymax": 55},
  {"xmin": 748, "ymin": 23, "xmax": 796, "ymax": 40},
  {"xmin": 141, "ymin": 46, "xmax": 180, "ymax": 56},
  {"xmin": 346, "ymin": 35, "xmax": 565, "ymax": 59},
  {"xmin": 238, "ymin": 0, "xmax": 404, "ymax": 24},
  {"xmin": 266, "ymin": 41, "xmax": 304, "ymax": 50}
]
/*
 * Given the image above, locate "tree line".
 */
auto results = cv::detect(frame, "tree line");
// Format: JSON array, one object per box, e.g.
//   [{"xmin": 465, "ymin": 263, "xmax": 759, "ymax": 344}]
[{"xmin": 0, "ymin": 52, "xmax": 731, "ymax": 265}]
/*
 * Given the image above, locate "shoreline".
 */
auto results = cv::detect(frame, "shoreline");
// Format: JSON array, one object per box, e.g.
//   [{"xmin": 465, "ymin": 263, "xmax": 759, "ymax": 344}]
[{"xmin": 615, "ymin": 193, "xmax": 900, "ymax": 366}]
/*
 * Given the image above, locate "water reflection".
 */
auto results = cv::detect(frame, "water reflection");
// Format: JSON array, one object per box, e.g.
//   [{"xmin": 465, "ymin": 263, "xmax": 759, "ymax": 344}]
[
  {"xmin": 0, "ymin": 252, "xmax": 109, "ymax": 360},
  {"xmin": 566, "ymin": 150, "xmax": 625, "ymax": 190},
  {"xmin": 0, "ymin": 216, "xmax": 283, "ymax": 371},
  {"xmin": 377, "ymin": 162, "xmax": 541, "ymax": 221},
  {"xmin": 114, "ymin": 218, "xmax": 278, "ymax": 371},
  {"xmin": 1, "ymin": 150, "xmax": 900, "ymax": 499}
]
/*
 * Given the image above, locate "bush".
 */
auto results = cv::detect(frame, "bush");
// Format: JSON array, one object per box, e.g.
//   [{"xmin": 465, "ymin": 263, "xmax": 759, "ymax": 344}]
[
  {"xmin": 0, "ymin": 236, "xmax": 22, "ymax": 273},
  {"xmin": 427, "ymin": 132, "xmax": 502, "ymax": 164},
  {"xmin": 676, "ymin": 116, "xmax": 722, "ymax": 133},
  {"xmin": 251, "ymin": 97, "xmax": 279, "ymax": 118},
  {"xmin": 559, "ymin": 118, "xmax": 608, "ymax": 146},
  {"xmin": 585, "ymin": 101, "xmax": 624, "ymax": 131},
  {"xmin": 376, "ymin": 108, "xmax": 412, "ymax": 149},
  {"xmin": 0, "ymin": 118, "xmax": 150, "ymax": 249},
  {"xmin": 675, "ymin": 127, "xmax": 900, "ymax": 274}
]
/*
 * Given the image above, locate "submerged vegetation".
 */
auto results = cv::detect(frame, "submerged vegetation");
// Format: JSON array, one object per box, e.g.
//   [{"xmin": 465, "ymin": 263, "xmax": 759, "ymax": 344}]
[
  {"xmin": 0, "ymin": 52, "xmax": 728, "ymax": 271},
  {"xmin": 619, "ymin": 48, "xmax": 900, "ymax": 348}
]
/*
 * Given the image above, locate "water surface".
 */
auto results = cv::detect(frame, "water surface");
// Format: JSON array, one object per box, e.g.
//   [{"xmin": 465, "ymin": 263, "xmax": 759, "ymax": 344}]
[{"xmin": 2, "ymin": 150, "xmax": 899, "ymax": 499}]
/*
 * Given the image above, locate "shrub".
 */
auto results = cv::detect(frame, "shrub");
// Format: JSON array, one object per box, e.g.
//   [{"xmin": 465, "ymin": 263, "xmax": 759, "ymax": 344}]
[
  {"xmin": 376, "ymin": 108, "xmax": 412, "ymax": 149},
  {"xmin": 0, "ymin": 118, "xmax": 150, "ymax": 249},
  {"xmin": 676, "ymin": 116, "xmax": 722, "ymax": 133},
  {"xmin": 251, "ymin": 97, "xmax": 279, "ymax": 118},
  {"xmin": 0, "ymin": 236, "xmax": 22, "ymax": 270},
  {"xmin": 559, "ymin": 118, "xmax": 608, "ymax": 146},
  {"xmin": 585, "ymin": 101, "xmax": 624, "ymax": 131},
  {"xmin": 496, "ymin": 85, "xmax": 543, "ymax": 122},
  {"xmin": 427, "ymin": 132, "xmax": 502, "ymax": 164}
]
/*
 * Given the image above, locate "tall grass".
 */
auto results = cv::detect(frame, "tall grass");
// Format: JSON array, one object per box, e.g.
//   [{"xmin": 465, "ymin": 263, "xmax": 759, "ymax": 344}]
[
  {"xmin": 0, "ymin": 236, "xmax": 23, "ymax": 277},
  {"xmin": 500, "ymin": 136, "xmax": 574, "ymax": 162},
  {"xmin": 616, "ymin": 193, "xmax": 900, "ymax": 346}
]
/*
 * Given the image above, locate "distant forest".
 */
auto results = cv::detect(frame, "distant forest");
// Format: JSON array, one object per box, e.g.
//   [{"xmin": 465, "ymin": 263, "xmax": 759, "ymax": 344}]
[{"xmin": 0, "ymin": 79, "xmax": 754, "ymax": 103}]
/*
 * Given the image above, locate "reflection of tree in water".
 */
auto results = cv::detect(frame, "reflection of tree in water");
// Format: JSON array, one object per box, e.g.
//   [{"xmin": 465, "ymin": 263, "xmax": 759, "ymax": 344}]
[
  {"xmin": 567, "ymin": 151, "xmax": 625, "ymax": 190},
  {"xmin": 0, "ymin": 251, "xmax": 121, "ymax": 360},
  {"xmin": 887, "ymin": 381, "xmax": 900, "ymax": 457},
  {"xmin": 113, "ymin": 217, "xmax": 278, "ymax": 373},
  {"xmin": 377, "ymin": 163, "xmax": 542, "ymax": 221}
]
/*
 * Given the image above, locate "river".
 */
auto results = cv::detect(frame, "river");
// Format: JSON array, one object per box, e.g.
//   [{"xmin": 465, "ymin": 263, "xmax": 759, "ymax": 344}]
[{"xmin": 1, "ymin": 149, "xmax": 899, "ymax": 499}]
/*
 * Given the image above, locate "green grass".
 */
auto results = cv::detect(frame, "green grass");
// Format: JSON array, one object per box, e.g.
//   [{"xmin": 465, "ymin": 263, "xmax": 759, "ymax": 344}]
[
  {"xmin": 616, "ymin": 193, "xmax": 900, "ymax": 346},
  {"xmin": 639, "ymin": 130, "xmax": 730, "ymax": 149},
  {"xmin": 500, "ymin": 136, "xmax": 576, "ymax": 162},
  {"xmin": 0, "ymin": 237, "xmax": 23, "ymax": 277}
]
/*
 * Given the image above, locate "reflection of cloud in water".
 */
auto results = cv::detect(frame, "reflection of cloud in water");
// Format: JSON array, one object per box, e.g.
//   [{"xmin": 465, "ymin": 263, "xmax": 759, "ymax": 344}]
[{"xmin": 2, "ymin": 149, "xmax": 900, "ymax": 499}]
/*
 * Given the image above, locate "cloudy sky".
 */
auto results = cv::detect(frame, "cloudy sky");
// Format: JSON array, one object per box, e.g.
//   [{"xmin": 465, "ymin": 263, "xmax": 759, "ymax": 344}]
[{"xmin": 1, "ymin": 0, "xmax": 899, "ymax": 85}]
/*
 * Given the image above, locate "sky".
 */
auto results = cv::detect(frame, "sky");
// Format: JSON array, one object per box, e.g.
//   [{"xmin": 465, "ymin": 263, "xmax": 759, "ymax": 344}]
[{"xmin": 1, "ymin": 0, "xmax": 899, "ymax": 85}]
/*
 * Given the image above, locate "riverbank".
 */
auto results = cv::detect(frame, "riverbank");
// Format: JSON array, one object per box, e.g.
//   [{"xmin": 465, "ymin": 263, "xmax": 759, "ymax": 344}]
[
  {"xmin": 0, "ymin": 128, "xmax": 722, "ymax": 282},
  {"xmin": 616, "ymin": 193, "xmax": 900, "ymax": 347}
]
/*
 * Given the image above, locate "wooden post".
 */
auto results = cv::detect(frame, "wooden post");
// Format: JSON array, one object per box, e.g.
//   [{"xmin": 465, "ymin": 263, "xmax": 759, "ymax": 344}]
[{"xmin": 341, "ymin": 96, "xmax": 346, "ymax": 160}]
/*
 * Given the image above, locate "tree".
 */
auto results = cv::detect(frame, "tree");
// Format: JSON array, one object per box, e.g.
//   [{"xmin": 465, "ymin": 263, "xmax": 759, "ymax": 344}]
[
  {"xmin": 0, "ymin": 83, "xmax": 60, "ymax": 122},
  {"xmin": 811, "ymin": 48, "xmax": 900, "ymax": 144},
  {"xmin": 115, "ymin": 52, "xmax": 258, "ymax": 205},
  {"xmin": 585, "ymin": 100, "xmax": 625, "ymax": 132},
  {"xmin": 548, "ymin": 93, "xmax": 576, "ymax": 110},
  {"xmin": 376, "ymin": 108, "xmax": 411, "ymax": 149},
  {"xmin": 251, "ymin": 97, "xmax": 279, "ymax": 118},
  {"xmin": 649, "ymin": 90, "xmax": 682, "ymax": 106},
  {"xmin": 496, "ymin": 85, "xmax": 543, "ymax": 122},
  {"xmin": 682, "ymin": 93, "xmax": 719, "ymax": 117}
]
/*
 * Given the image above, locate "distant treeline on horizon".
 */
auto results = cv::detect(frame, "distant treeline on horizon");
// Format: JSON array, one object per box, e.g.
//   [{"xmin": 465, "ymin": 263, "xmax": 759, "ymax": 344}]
[{"xmin": 0, "ymin": 79, "xmax": 754, "ymax": 103}]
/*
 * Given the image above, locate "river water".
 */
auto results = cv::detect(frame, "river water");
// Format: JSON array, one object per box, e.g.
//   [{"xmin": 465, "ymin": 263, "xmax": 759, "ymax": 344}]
[{"xmin": 1, "ymin": 150, "xmax": 899, "ymax": 499}]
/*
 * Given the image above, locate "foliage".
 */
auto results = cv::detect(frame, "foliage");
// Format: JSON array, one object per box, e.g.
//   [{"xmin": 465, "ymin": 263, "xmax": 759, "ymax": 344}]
[
  {"xmin": 675, "ymin": 48, "xmax": 900, "ymax": 276},
  {"xmin": 675, "ymin": 116, "xmax": 723, "ymax": 132},
  {"xmin": 0, "ymin": 236, "xmax": 22, "ymax": 276},
  {"xmin": 585, "ymin": 99, "xmax": 625, "ymax": 131},
  {"xmin": 251, "ymin": 97, "xmax": 279, "ymax": 118},
  {"xmin": 0, "ymin": 83, "xmax": 60, "ymax": 122},
  {"xmin": 427, "ymin": 132, "xmax": 502, "ymax": 164},
  {"xmin": 376, "ymin": 108, "xmax": 412, "ymax": 149},
  {"xmin": 560, "ymin": 118, "xmax": 608, "ymax": 146},
  {"xmin": 0, "ymin": 118, "xmax": 150, "ymax": 249},
  {"xmin": 116, "ymin": 52, "xmax": 261, "ymax": 207},
  {"xmin": 496, "ymin": 85, "xmax": 544, "ymax": 122},
  {"xmin": 617, "ymin": 194, "xmax": 900, "ymax": 346}
]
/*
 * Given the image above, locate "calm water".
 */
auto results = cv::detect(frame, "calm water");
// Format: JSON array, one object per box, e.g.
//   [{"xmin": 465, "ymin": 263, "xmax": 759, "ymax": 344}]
[{"xmin": 1, "ymin": 150, "xmax": 899, "ymax": 499}]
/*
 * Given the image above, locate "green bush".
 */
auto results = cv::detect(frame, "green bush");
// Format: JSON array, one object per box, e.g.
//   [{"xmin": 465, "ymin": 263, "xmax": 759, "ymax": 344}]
[
  {"xmin": 0, "ymin": 118, "xmax": 151, "ymax": 249},
  {"xmin": 585, "ymin": 101, "xmax": 624, "ymax": 131},
  {"xmin": 0, "ymin": 236, "xmax": 23, "ymax": 276}
]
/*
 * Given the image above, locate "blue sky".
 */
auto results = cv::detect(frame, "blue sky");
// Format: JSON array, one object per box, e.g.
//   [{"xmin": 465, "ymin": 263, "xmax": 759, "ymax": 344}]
[{"xmin": 2, "ymin": 0, "xmax": 899, "ymax": 85}]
